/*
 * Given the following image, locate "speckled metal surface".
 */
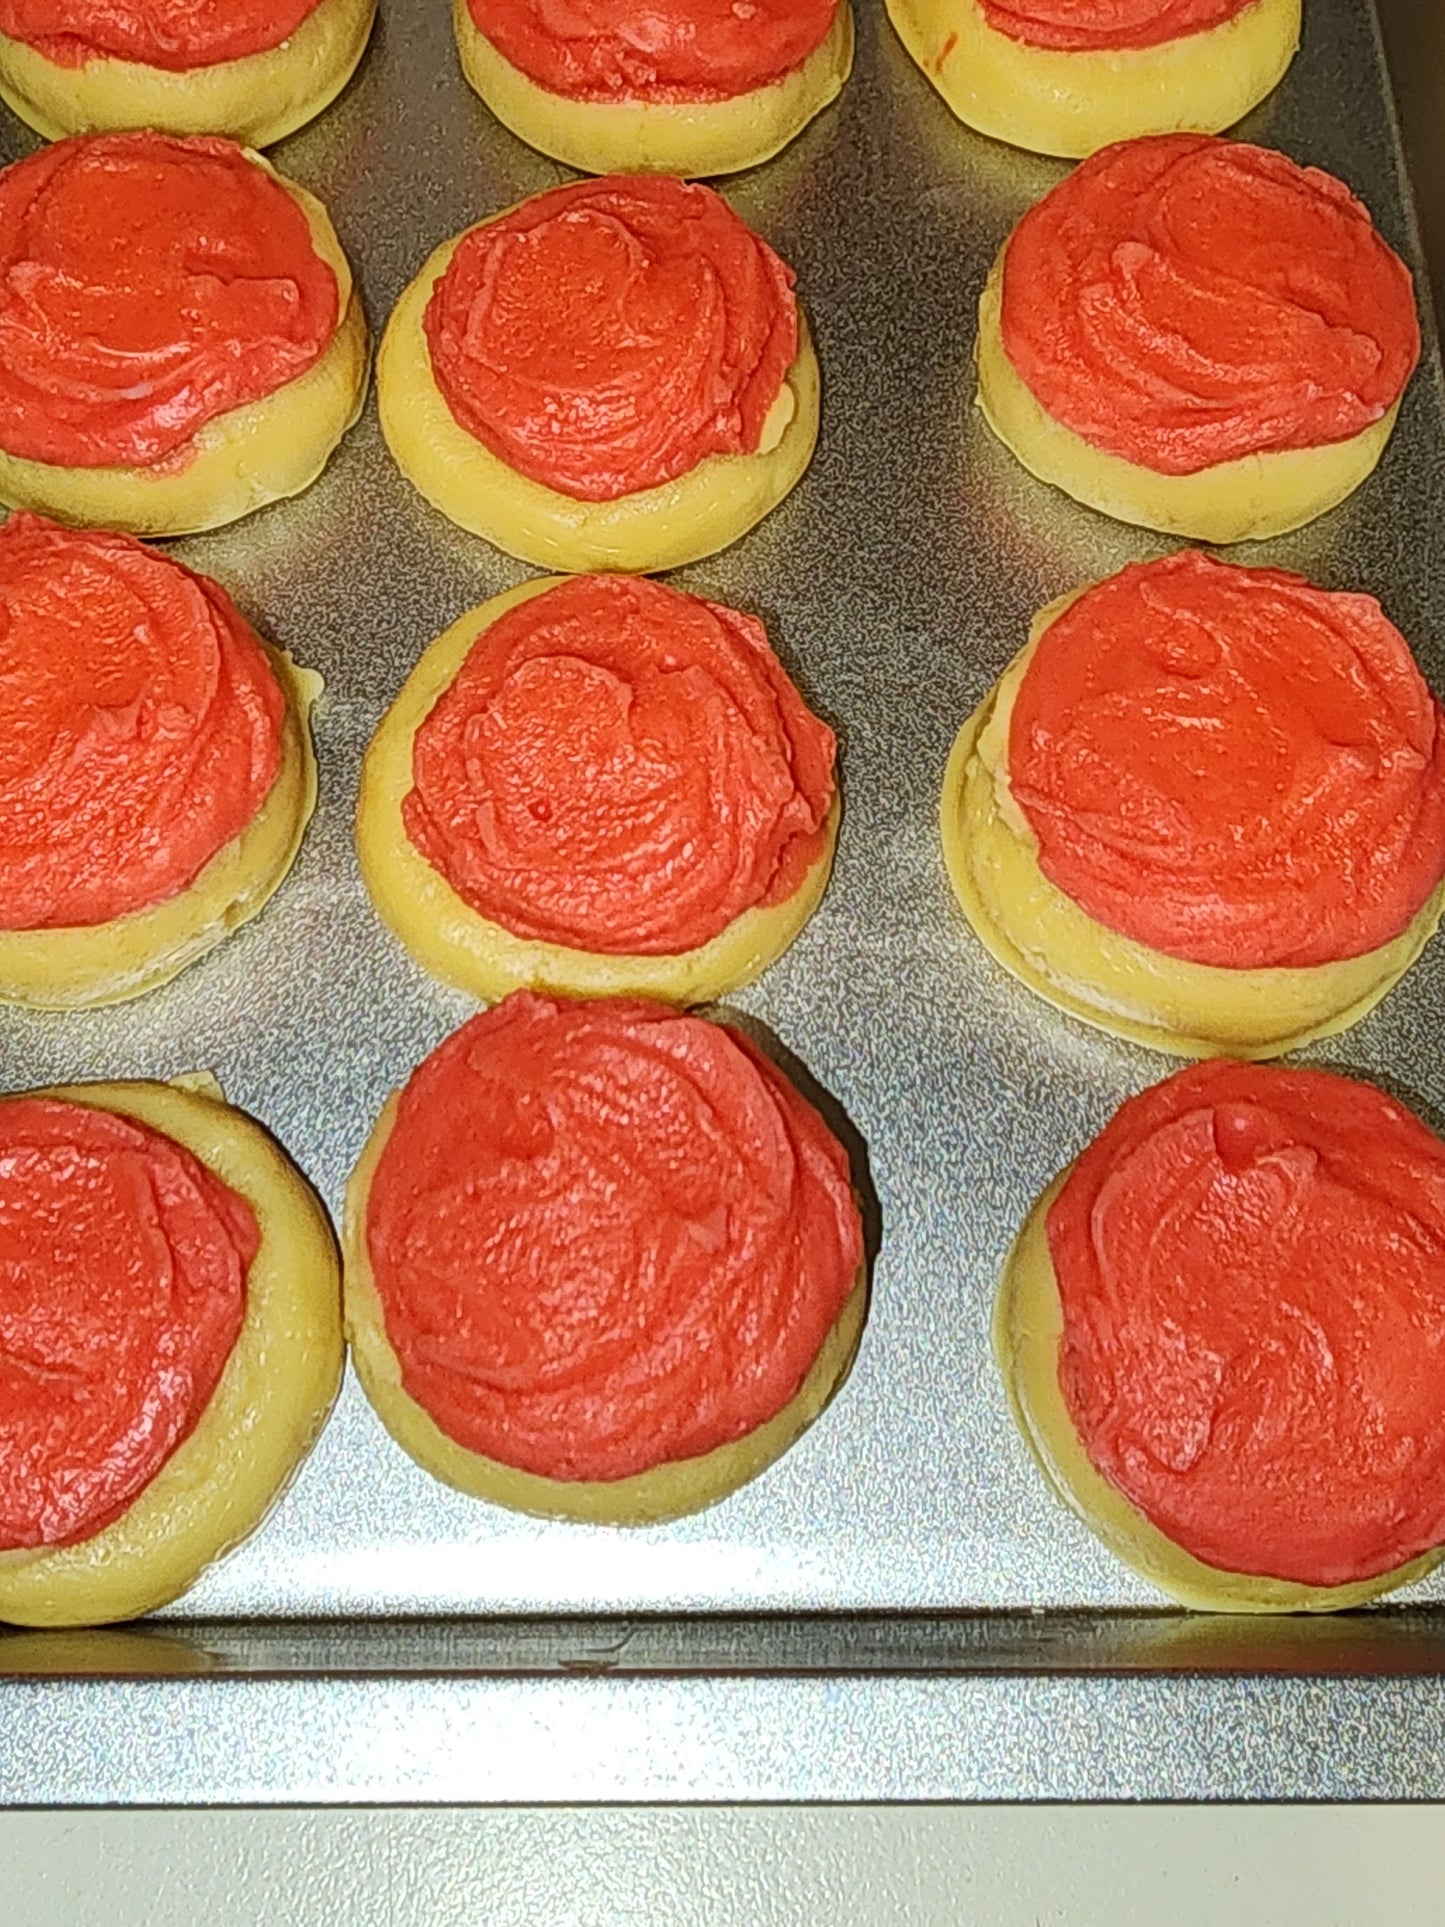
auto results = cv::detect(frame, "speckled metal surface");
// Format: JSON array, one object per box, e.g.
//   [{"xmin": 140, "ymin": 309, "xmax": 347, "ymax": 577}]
[
  {"xmin": 4, "ymin": 0, "xmax": 1445, "ymax": 1802},
  {"xmin": 12, "ymin": 1669, "xmax": 1445, "ymax": 1804}
]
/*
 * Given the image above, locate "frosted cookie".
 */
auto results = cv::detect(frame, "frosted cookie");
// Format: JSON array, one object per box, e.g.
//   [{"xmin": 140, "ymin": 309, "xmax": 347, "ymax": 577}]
[
  {"xmin": 0, "ymin": 132, "xmax": 368, "ymax": 536},
  {"xmin": 976, "ymin": 135, "xmax": 1420, "ymax": 541},
  {"xmin": 0, "ymin": 1076, "xmax": 342, "ymax": 1628},
  {"xmin": 377, "ymin": 174, "xmax": 818, "ymax": 573},
  {"xmin": 0, "ymin": 514, "xmax": 320, "ymax": 1009},
  {"xmin": 0, "ymin": 0, "xmax": 376, "ymax": 146},
  {"xmin": 886, "ymin": 0, "xmax": 1298, "ymax": 158},
  {"xmin": 454, "ymin": 0, "xmax": 853, "ymax": 176},
  {"xmin": 996, "ymin": 1060, "xmax": 1445, "ymax": 1611},
  {"xmin": 357, "ymin": 574, "xmax": 838, "ymax": 1004},
  {"xmin": 941, "ymin": 553, "xmax": 1445, "ymax": 1058},
  {"xmin": 344, "ymin": 993, "xmax": 867, "ymax": 1525}
]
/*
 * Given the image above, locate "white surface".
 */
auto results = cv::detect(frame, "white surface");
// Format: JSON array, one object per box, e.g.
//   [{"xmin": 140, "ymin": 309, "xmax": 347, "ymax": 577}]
[{"xmin": 0, "ymin": 1808, "xmax": 1441, "ymax": 1924}]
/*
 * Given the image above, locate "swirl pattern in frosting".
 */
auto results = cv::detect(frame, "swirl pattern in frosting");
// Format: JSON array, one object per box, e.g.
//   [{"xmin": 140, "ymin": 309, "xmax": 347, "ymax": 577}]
[
  {"xmin": 1047, "ymin": 1060, "xmax": 1445, "ymax": 1587},
  {"xmin": 1006, "ymin": 553, "xmax": 1445, "ymax": 969},
  {"xmin": 365, "ymin": 994, "xmax": 863, "ymax": 1483},
  {"xmin": 0, "ymin": 1096, "xmax": 254, "ymax": 1549},
  {"xmin": 404, "ymin": 575, "xmax": 836, "ymax": 955},
  {"xmin": 423, "ymin": 174, "xmax": 798, "ymax": 502},
  {"xmin": 1000, "ymin": 134, "xmax": 1419, "ymax": 474},
  {"xmin": 0, "ymin": 514, "xmax": 285, "ymax": 930},
  {"xmin": 982, "ymin": 0, "xmax": 1251, "ymax": 51},
  {"xmin": 465, "ymin": 0, "xmax": 837, "ymax": 101},
  {"xmin": 0, "ymin": 0, "xmax": 322, "ymax": 69},
  {"xmin": 0, "ymin": 132, "xmax": 339, "ymax": 470}
]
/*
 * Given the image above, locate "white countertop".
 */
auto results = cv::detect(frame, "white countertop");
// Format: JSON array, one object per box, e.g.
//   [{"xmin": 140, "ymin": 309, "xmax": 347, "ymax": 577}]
[{"xmin": 1, "ymin": 1807, "xmax": 1439, "ymax": 1924}]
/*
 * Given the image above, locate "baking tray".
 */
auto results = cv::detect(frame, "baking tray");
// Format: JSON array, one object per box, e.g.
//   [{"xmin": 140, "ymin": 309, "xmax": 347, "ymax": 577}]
[{"xmin": 5, "ymin": 0, "xmax": 1445, "ymax": 1804}]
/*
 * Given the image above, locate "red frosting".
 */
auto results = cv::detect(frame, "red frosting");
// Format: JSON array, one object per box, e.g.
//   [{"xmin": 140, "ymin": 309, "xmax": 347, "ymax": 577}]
[
  {"xmin": 0, "ymin": 0, "xmax": 322, "ymax": 70},
  {"xmin": 465, "ymin": 0, "xmax": 837, "ymax": 102},
  {"xmin": 0, "ymin": 514, "xmax": 285, "ymax": 931},
  {"xmin": 1000, "ymin": 135, "xmax": 1420, "ymax": 474},
  {"xmin": 982, "ymin": 0, "xmax": 1251, "ymax": 52},
  {"xmin": 365, "ymin": 994, "xmax": 863, "ymax": 1483},
  {"xmin": 1047, "ymin": 1061, "xmax": 1445, "ymax": 1588},
  {"xmin": 1006, "ymin": 553, "xmax": 1445, "ymax": 969},
  {"xmin": 404, "ymin": 575, "xmax": 835, "ymax": 955},
  {"xmin": 423, "ymin": 174, "xmax": 798, "ymax": 502},
  {"xmin": 0, "ymin": 1096, "xmax": 255, "ymax": 1550},
  {"xmin": 0, "ymin": 132, "xmax": 339, "ymax": 471}
]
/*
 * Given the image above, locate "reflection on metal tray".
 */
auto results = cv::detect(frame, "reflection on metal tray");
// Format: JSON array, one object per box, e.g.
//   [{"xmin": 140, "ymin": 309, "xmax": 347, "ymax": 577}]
[{"xmin": 4, "ymin": 0, "xmax": 1445, "ymax": 1803}]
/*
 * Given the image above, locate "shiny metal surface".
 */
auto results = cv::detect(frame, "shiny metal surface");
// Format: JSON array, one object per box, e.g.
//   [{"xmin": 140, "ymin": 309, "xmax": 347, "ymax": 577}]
[
  {"xmin": 11, "ymin": 1608, "xmax": 1445, "ymax": 1802},
  {"xmin": 5, "ymin": 0, "xmax": 1445, "ymax": 1801},
  {"xmin": 14, "ymin": 1670, "xmax": 1445, "ymax": 1805}
]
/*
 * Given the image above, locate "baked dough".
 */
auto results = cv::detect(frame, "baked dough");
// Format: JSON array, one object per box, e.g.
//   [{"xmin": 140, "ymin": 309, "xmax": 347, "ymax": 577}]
[
  {"xmin": 0, "ymin": 155, "xmax": 369, "ymax": 539},
  {"xmin": 0, "ymin": 644, "xmax": 320, "ymax": 1011},
  {"xmin": 0, "ymin": 0, "xmax": 376, "ymax": 146},
  {"xmin": 356, "ymin": 577, "xmax": 838, "ymax": 1005},
  {"xmin": 343, "ymin": 1087, "xmax": 867, "ymax": 1526},
  {"xmin": 975, "ymin": 252, "xmax": 1401, "ymax": 542},
  {"xmin": 453, "ymin": 0, "xmax": 854, "ymax": 176},
  {"xmin": 995, "ymin": 1170, "xmax": 1443, "ymax": 1613},
  {"xmin": 940, "ymin": 593, "xmax": 1445, "ymax": 1059},
  {"xmin": 886, "ymin": 0, "xmax": 1299, "ymax": 158},
  {"xmin": 377, "ymin": 224, "xmax": 818, "ymax": 574},
  {"xmin": 0, "ymin": 1075, "xmax": 342, "ymax": 1628}
]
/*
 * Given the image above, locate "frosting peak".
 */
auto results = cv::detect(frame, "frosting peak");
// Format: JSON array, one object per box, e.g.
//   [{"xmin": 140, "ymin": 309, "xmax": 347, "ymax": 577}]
[
  {"xmin": 982, "ymin": 0, "xmax": 1251, "ymax": 51},
  {"xmin": 1007, "ymin": 553, "xmax": 1445, "ymax": 968},
  {"xmin": 465, "ymin": 0, "xmax": 838, "ymax": 100},
  {"xmin": 423, "ymin": 174, "xmax": 798, "ymax": 502},
  {"xmin": 404, "ymin": 574, "xmax": 835, "ymax": 954},
  {"xmin": 0, "ymin": 0, "xmax": 323, "ymax": 70},
  {"xmin": 1048, "ymin": 1061, "xmax": 1445, "ymax": 1587},
  {"xmin": 1000, "ymin": 135, "xmax": 1420, "ymax": 474},
  {"xmin": 0, "ymin": 1096, "xmax": 254, "ymax": 1550},
  {"xmin": 365, "ymin": 994, "xmax": 863, "ymax": 1483},
  {"xmin": 0, "ymin": 514, "xmax": 285, "ymax": 931},
  {"xmin": 0, "ymin": 132, "xmax": 339, "ymax": 471}
]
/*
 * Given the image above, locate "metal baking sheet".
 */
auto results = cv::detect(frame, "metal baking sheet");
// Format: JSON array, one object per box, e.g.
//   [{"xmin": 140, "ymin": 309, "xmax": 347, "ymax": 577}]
[{"xmin": 5, "ymin": 0, "xmax": 1445, "ymax": 1802}]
